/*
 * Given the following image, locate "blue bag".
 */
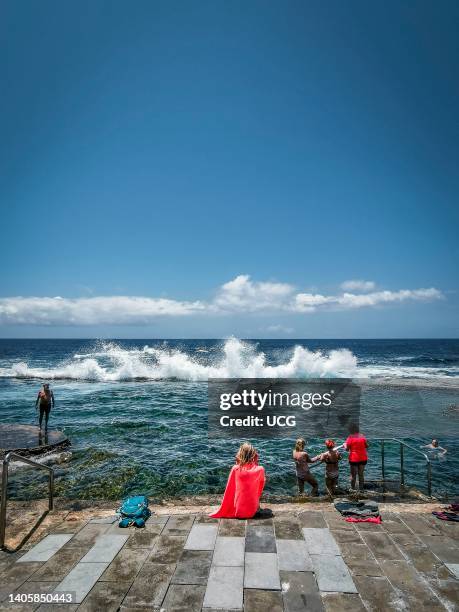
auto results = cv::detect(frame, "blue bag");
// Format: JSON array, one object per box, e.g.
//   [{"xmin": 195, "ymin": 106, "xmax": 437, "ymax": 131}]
[{"xmin": 118, "ymin": 495, "xmax": 151, "ymax": 527}]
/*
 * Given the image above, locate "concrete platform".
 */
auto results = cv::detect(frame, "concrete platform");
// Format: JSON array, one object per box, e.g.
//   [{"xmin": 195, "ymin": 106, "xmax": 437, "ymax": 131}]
[
  {"xmin": 0, "ymin": 506, "xmax": 458, "ymax": 610},
  {"xmin": 0, "ymin": 424, "xmax": 70, "ymax": 458}
]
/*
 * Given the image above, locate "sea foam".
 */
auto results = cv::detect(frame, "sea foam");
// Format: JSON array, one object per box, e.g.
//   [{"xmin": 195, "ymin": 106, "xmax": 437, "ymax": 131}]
[{"xmin": 0, "ymin": 338, "xmax": 358, "ymax": 381}]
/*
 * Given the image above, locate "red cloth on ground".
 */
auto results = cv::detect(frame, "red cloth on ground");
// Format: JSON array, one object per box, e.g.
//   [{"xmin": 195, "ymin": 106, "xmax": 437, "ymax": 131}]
[
  {"xmin": 210, "ymin": 462, "xmax": 266, "ymax": 519},
  {"xmin": 345, "ymin": 434, "xmax": 368, "ymax": 462},
  {"xmin": 345, "ymin": 515, "xmax": 382, "ymax": 524}
]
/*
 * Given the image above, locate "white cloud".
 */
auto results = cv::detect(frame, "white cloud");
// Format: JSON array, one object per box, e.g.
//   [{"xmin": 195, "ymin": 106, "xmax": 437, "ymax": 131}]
[
  {"xmin": 0, "ymin": 276, "xmax": 444, "ymax": 326},
  {"xmin": 293, "ymin": 287, "xmax": 443, "ymax": 312},
  {"xmin": 340, "ymin": 280, "xmax": 376, "ymax": 292},
  {"xmin": 266, "ymin": 325, "xmax": 294, "ymax": 334},
  {"xmin": 0, "ymin": 296, "xmax": 205, "ymax": 326},
  {"xmin": 214, "ymin": 274, "xmax": 295, "ymax": 312}
]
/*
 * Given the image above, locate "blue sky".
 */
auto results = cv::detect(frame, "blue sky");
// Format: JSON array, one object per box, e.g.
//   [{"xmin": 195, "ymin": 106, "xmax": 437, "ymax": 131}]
[{"xmin": 1, "ymin": 0, "xmax": 458, "ymax": 338}]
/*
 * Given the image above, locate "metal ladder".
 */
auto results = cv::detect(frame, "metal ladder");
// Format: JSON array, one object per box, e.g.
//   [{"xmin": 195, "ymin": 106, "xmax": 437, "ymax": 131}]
[
  {"xmin": 0, "ymin": 452, "xmax": 54, "ymax": 549},
  {"xmin": 372, "ymin": 438, "xmax": 432, "ymax": 497}
]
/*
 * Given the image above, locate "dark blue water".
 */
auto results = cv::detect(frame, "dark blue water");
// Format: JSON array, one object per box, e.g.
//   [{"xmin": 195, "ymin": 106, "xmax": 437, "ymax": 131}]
[{"xmin": 0, "ymin": 338, "xmax": 458, "ymax": 499}]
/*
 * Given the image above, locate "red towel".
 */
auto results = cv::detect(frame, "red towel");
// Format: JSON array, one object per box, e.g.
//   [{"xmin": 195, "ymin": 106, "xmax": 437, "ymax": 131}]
[
  {"xmin": 345, "ymin": 515, "xmax": 382, "ymax": 524},
  {"xmin": 210, "ymin": 463, "xmax": 266, "ymax": 519}
]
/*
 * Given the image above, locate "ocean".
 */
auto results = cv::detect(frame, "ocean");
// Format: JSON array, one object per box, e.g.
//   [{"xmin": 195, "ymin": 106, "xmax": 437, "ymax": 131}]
[{"xmin": 0, "ymin": 338, "xmax": 458, "ymax": 500}]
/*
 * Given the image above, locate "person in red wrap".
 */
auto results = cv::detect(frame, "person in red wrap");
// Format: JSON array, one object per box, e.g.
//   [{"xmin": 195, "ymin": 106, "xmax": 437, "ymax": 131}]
[
  {"xmin": 210, "ymin": 442, "xmax": 265, "ymax": 519},
  {"xmin": 344, "ymin": 423, "xmax": 369, "ymax": 491}
]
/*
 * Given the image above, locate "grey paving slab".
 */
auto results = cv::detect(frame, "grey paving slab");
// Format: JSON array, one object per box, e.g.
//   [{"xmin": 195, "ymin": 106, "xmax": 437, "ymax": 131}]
[
  {"xmin": 244, "ymin": 553, "xmax": 280, "ymax": 590},
  {"xmin": 65, "ymin": 524, "xmax": 110, "ymax": 547},
  {"xmin": 163, "ymin": 515, "xmax": 195, "ymax": 535},
  {"xmin": 54, "ymin": 561, "xmax": 108, "ymax": 604},
  {"xmin": 428, "ymin": 577, "xmax": 459, "ymax": 611},
  {"xmin": 203, "ymin": 565, "xmax": 243, "ymax": 609},
  {"xmin": 380, "ymin": 513, "xmax": 411, "ymax": 534},
  {"xmin": 13, "ymin": 580, "xmax": 59, "ymax": 595},
  {"xmin": 124, "ymin": 530, "xmax": 159, "ymax": 549},
  {"xmin": 171, "ymin": 549, "xmax": 212, "ymax": 585},
  {"xmin": 212, "ymin": 537, "xmax": 245, "ymax": 567},
  {"xmin": 323, "ymin": 513, "xmax": 356, "ymax": 531},
  {"xmin": 184, "ymin": 524, "xmax": 218, "ymax": 551},
  {"xmin": 401, "ymin": 513, "xmax": 442, "ymax": 536},
  {"xmin": 77, "ymin": 580, "xmax": 131, "ymax": 612},
  {"xmin": 143, "ymin": 523, "xmax": 167, "ymax": 537},
  {"xmin": 50, "ymin": 519, "xmax": 89, "ymax": 536},
  {"xmin": 218, "ymin": 519, "xmax": 246, "ymax": 537},
  {"xmin": 148, "ymin": 535, "xmax": 186, "ymax": 564},
  {"xmin": 244, "ymin": 588, "xmax": 283, "ymax": 612},
  {"xmin": 89, "ymin": 516, "xmax": 118, "ymax": 525},
  {"xmin": 122, "ymin": 562, "xmax": 175, "ymax": 608},
  {"xmin": 302, "ymin": 528, "xmax": 340, "ymax": 555},
  {"xmin": 421, "ymin": 535, "xmax": 459, "ymax": 564},
  {"xmin": 337, "ymin": 543, "xmax": 382, "ymax": 577},
  {"xmin": 353, "ymin": 575, "xmax": 403, "ymax": 611},
  {"xmin": 402, "ymin": 544, "xmax": 443, "ymax": 577},
  {"xmin": 99, "ymin": 547, "xmax": 149, "ymax": 582},
  {"xmin": 17, "ymin": 535, "xmax": 73, "ymax": 563},
  {"xmin": 162, "ymin": 583, "xmax": 206, "ymax": 611},
  {"xmin": 311, "ymin": 554, "xmax": 357, "ymax": 593},
  {"xmin": 330, "ymin": 529, "xmax": 362, "ymax": 545},
  {"xmin": 273, "ymin": 516, "xmax": 303, "ymax": 540},
  {"xmin": 298, "ymin": 512, "xmax": 326, "ymax": 528},
  {"xmin": 277, "ymin": 539, "xmax": 313, "ymax": 571},
  {"xmin": 321, "ymin": 592, "xmax": 366, "ymax": 612},
  {"xmin": 390, "ymin": 531, "xmax": 422, "ymax": 547},
  {"xmin": 280, "ymin": 570, "xmax": 324, "ymax": 612},
  {"xmin": 30, "ymin": 546, "xmax": 89, "ymax": 582},
  {"xmin": 245, "ymin": 525, "xmax": 276, "ymax": 553},
  {"xmin": 196, "ymin": 514, "xmax": 219, "ymax": 524},
  {"xmin": 0, "ymin": 562, "xmax": 43, "ymax": 602},
  {"xmin": 445, "ymin": 563, "xmax": 459, "ymax": 579},
  {"xmin": 146, "ymin": 514, "xmax": 169, "ymax": 527},
  {"xmin": 435, "ymin": 521, "xmax": 459, "ymax": 541},
  {"xmin": 359, "ymin": 531, "xmax": 404, "ymax": 561},
  {"xmin": 353, "ymin": 521, "xmax": 384, "ymax": 532},
  {"xmin": 381, "ymin": 560, "xmax": 445, "ymax": 610},
  {"xmin": 202, "ymin": 609, "xmax": 242, "ymax": 612},
  {"xmin": 248, "ymin": 516, "xmax": 274, "ymax": 526},
  {"xmin": 79, "ymin": 534, "xmax": 128, "ymax": 563}
]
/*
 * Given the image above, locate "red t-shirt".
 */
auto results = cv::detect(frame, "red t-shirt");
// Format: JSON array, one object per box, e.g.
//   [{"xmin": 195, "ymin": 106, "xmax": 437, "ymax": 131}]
[{"xmin": 345, "ymin": 434, "xmax": 368, "ymax": 462}]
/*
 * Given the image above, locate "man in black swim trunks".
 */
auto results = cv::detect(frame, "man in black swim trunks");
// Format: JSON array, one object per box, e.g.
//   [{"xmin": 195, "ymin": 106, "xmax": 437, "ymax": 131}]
[{"xmin": 35, "ymin": 383, "xmax": 54, "ymax": 431}]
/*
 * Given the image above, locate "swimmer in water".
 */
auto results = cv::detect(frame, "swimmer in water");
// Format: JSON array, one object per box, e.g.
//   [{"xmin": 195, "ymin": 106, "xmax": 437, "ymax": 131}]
[{"xmin": 422, "ymin": 439, "xmax": 447, "ymax": 457}]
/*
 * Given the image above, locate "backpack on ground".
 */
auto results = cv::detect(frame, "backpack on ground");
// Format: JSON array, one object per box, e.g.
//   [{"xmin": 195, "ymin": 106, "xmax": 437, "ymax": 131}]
[{"xmin": 117, "ymin": 495, "xmax": 151, "ymax": 528}]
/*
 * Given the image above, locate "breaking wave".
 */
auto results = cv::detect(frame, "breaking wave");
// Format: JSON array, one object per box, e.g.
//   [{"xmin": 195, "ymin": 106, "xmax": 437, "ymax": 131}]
[{"xmin": 0, "ymin": 338, "xmax": 357, "ymax": 381}]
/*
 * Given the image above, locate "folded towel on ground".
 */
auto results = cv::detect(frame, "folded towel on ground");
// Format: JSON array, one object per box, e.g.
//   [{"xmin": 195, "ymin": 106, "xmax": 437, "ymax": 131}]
[
  {"xmin": 334, "ymin": 500, "xmax": 380, "ymax": 518},
  {"xmin": 345, "ymin": 515, "xmax": 382, "ymax": 524},
  {"xmin": 433, "ymin": 511, "xmax": 459, "ymax": 522}
]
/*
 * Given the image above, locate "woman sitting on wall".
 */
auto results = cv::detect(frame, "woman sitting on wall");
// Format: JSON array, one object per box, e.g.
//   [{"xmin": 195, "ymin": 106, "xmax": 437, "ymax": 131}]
[{"xmin": 210, "ymin": 442, "xmax": 266, "ymax": 519}]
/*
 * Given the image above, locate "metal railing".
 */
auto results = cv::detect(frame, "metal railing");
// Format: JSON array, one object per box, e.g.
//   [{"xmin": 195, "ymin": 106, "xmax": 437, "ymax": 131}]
[
  {"xmin": 372, "ymin": 438, "xmax": 432, "ymax": 497},
  {"xmin": 0, "ymin": 452, "xmax": 54, "ymax": 549}
]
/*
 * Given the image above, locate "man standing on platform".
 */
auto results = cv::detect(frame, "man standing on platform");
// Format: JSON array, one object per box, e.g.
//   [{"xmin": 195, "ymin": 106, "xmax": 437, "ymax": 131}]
[{"xmin": 35, "ymin": 383, "xmax": 54, "ymax": 431}]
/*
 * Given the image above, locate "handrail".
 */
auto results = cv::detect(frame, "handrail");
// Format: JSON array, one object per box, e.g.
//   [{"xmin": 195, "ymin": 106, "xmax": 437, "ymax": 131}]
[
  {"xmin": 0, "ymin": 452, "xmax": 54, "ymax": 549},
  {"xmin": 371, "ymin": 438, "xmax": 432, "ymax": 497}
]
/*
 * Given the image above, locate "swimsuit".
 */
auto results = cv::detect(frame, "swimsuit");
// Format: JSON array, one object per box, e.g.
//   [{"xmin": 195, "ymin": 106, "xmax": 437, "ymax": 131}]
[
  {"xmin": 293, "ymin": 451, "xmax": 312, "ymax": 479},
  {"xmin": 324, "ymin": 457, "xmax": 340, "ymax": 479}
]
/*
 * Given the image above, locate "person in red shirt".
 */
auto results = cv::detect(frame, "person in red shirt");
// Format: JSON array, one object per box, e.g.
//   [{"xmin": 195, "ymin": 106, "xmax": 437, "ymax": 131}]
[{"xmin": 344, "ymin": 424, "xmax": 369, "ymax": 491}]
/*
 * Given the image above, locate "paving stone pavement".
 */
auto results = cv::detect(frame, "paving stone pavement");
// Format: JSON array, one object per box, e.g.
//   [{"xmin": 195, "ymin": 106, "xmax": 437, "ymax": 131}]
[{"xmin": 0, "ymin": 509, "xmax": 457, "ymax": 610}]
